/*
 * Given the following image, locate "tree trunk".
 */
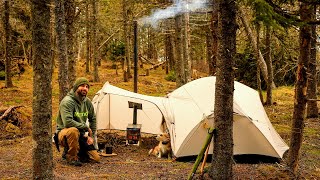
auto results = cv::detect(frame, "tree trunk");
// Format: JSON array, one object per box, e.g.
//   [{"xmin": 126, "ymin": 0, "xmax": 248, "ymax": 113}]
[
  {"xmin": 147, "ymin": 27, "xmax": 156, "ymax": 62},
  {"xmin": 210, "ymin": 0, "xmax": 236, "ymax": 179},
  {"xmin": 287, "ymin": 2, "xmax": 312, "ymax": 177},
  {"xmin": 265, "ymin": 25, "xmax": 273, "ymax": 105},
  {"xmin": 209, "ymin": 0, "xmax": 218, "ymax": 76},
  {"xmin": 92, "ymin": 0, "xmax": 100, "ymax": 82},
  {"xmin": 85, "ymin": 1, "xmax": 91, "ymax": 73},
  {"xmin": 55, "ymin": 0, "xmax": 69, "ymax": 102},
  {"xmin": 306, "ymin": 5, "xmax": 318, "ymax": 118},
  {"xmin": 175, "ymin": 15, "xmax": 184, "ymax": 88},
  {"xmin": 256, "ymin": 23, "xmax": 263, "ymax": 103},
  {"xmin": 238, "ymin": 7, "xmax": 275, "ymax": 87},
  {"xmin": 50, "ymin": 5, "xmax": 56, "ymax": 75},
  {"xmin": 168, "ymin": 33, "xmax": 175, "ymax": 72},
  {"xmin": 2, "ymin": 0, "xmax": 13, "ymax": 88},
  {"xmin": 31, "ymin": 0, "xmax": 53, "ymax": 179},
  {"xmin": 182, "ymin": 12, "xmax": 191, "ymax": 83},
  {"xmin": 122, "ymin": 0, "xmax": 131, "ymax": 81},
  {"xmin": 65, "ymin": 0, "xmax": 76, "ymax": 86},
  {"xmin": 206, "ymin": 26, "xmax": 213, "ymax": 75},
  {"xmin": 165, "ymin": 32, "xmax": 175, "ymax": 73}
]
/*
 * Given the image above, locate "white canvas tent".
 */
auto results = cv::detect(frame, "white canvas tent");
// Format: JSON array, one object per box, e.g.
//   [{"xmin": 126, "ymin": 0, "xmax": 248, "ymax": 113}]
[{"xmin": 92, "ymin": 76, "xmax": 289, "ymax": 158}]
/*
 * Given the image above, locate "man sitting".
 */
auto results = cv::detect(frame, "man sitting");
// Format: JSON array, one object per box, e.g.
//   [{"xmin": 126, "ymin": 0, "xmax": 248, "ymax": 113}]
[{"xmin": 55, "ymin": 77, "xmax": 100, "ymax": 166}]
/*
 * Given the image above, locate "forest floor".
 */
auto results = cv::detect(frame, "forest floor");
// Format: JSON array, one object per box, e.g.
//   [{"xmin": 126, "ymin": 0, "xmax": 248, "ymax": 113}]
[{"xmin": 0, "ymin": 60, "xmax": 319, "ymax": 179}]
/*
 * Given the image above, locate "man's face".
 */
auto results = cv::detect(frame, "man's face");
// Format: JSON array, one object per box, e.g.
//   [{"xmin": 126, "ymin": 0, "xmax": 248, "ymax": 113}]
[{"xmin": 76, "ymin": 84, "xmax": 89, "ymax": 97}]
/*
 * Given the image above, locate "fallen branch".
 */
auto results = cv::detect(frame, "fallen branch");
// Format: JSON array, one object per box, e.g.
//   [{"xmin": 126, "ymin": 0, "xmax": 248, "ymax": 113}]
[
  {"xmin": 307, "ymin": 99, "xmax": 320, "ymax": 101},
  {"xmin": 0, "ymin": 105, "xmax": 24, "ymax": 121},
  {"xmin": 140, "ymin": 55, "xmax": 156, "ymax": 65},
  {"xmin": 97, "ymin": 28, "xmax": 121, "ymax": 51},
  {"xmin": 149, "ymin": 61, "xmax": 166, "ymax": 70}
]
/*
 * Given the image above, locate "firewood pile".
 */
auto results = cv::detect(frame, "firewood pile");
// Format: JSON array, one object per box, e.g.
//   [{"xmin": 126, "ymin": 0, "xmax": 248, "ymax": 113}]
[
  {"xmin": 96, "ymin": 130, "xmax": 158, "ymax": 151},
  {"xmin": 0, "ymin": 106, "xmax": 31, "ymax": 140}
]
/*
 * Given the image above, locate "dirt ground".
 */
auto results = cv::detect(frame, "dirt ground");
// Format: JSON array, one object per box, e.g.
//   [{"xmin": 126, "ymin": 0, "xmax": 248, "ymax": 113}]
[
  {"xmin": 0, "ymin": 132, "xmax": 281, "ymax": 180},
  {"xmin": 0, "ymin": 63, "xmax": 319, "ymax": 179},
  {"xmin": 0, "ymin": 112, "xmax": 319, "ymax": 179}
]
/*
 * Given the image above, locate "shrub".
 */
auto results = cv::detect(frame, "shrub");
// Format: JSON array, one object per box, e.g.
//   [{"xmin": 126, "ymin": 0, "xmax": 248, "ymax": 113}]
[
  {"xmin": 165, "ymin": 71, "xmax": 176, "ymax": 82},
  {"xmin": 0, "ymin": 71, "xmax": 5, "ymax": 80}
]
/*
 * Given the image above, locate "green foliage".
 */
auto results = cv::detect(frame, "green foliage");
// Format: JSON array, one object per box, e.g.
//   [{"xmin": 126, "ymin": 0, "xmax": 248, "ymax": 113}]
[
  {"xmin": 165, "ymin": 71, "xmax": 176, "ymax": 82},
  {"xmin": 235, "ymin": 49, "xmax": 260, "ymax": 88},
  {"xmin": 0, "ymin": 71, "xmax": 5, "ymax": 80},
  {"xmin": 108, "ymin": 41, "xmax": 125, "ymax": 62},
  {"xmin": 244, "ymin": 0, "xmax": 297, "ymax": 29}
]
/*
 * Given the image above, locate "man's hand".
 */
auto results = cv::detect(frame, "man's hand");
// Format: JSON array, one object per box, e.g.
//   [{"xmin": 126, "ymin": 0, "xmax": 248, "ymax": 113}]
[
  {"xmin": 88, "ymin": 128, "xmax": 93, "ymax": 137},
  {"xmin": 87, "ymin": 136, "xmax": 94, "ymax": 145},
  {"xmin": 87, "ymin": 128, "xmax": 94, "ymax": 145}
]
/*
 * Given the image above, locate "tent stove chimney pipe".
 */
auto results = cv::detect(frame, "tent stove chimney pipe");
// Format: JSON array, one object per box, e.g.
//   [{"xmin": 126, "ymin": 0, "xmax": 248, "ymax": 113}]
[
  {"xmin": 133, "ymin": 20, "xmax": 138, "ymax": 93},
  {"xmin": 133, "ymin": 20, "xmax": 138, "ymax": 124}
]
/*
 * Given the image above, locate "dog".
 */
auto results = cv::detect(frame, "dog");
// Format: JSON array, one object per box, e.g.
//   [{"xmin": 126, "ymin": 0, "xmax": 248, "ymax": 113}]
[{"xmin": 148, "ymin": 133, "xmax": 172, "ymax": 159}]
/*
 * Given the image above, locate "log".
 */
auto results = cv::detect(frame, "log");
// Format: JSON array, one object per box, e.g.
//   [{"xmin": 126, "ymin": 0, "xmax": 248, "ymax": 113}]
[
  {"xmin": 149, "ymin": 61, "xmax": 166, "ymax": 70},
  {"xmin": 140, "ymin": 55, "xmax": 156, "ymax": 65}
]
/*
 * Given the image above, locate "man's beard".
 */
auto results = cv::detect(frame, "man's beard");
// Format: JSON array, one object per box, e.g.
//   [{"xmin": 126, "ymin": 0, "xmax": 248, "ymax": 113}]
[{"xmin": 77, "ymin": 90, "xmax": 87, "ymax": 98}]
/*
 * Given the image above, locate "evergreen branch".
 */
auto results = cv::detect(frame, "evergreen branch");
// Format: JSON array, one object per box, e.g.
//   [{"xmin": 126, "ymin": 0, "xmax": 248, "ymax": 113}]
[
  {"xmin": 264, "ymin": 0, "xmax": 301, "ymax": 22},
  {"xmin": 265, "ymin": 0, "xmax": 320, "ymax": 25}
]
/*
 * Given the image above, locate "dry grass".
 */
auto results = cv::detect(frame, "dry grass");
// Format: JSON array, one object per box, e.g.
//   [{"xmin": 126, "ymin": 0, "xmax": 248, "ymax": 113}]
[{"xmin": 0, "ymin": 60, "xmax": 319, "ymax": 179}]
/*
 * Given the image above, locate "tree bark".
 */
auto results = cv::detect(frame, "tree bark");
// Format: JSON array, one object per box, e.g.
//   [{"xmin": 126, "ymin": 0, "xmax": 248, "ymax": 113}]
[
  {"xmin": 168, "ymin": 32, "xmax": 175, "ymax": 72},
  {"xmin": 287, "ymin": 2, "xmax": 312, "ymax": 177},
  {"xmin": 306, "ymin": 5, "xmax": 318, "ymax": 118},
  {"xmin": 55, "ymin": 0, "xmax": 69, "ymax": 102},
  {"xmin": 256, "ymin": 23, "xmax": 263, "ymax": 103},
  {"xmin": 210, "ymin": 0, "xmax": 236, "ymax": 179},
  {"xmin": 31, "ymin": 0, "xmax": 53, "ymax": 179},
  {"xmin": 122, "ymin": 0, "xmax": 131, "ymax": 81},
  {"xmin": 265, "ymin": 25, "xmax": 273, "ymax": 105},
  {"xmin": 182, "ymin": 12, "xmax": 191, "ymax": 83},
  {"xmin": 92, "ymin": 0, "xmax": 100, "ymax": 82},
  {"xmin": 238, "ymin": 7, "xmax": 275, "ymax": 87},
  {"xmin": 85, "ymin": 1, "xmax": 91, "ymax": 73},
  {"xmin": 209, "ymin": 0, "xmax": 218, "ymax": 76},
  {"xmin": 174, "ymin": 15, "xmax": 184, "ymax": 88},
  {"xmin": 2, "ymin": 0, "xmax": 13, "ymax": 88},
  {"xmin": 147, "ymin": 27, "xmax": 157, "ymax": 62},
  {"xmin": 165, "ymin": 32, "xmax": 175, "ymax": 73},
  {"xmin": 65, "ymin": 0, "xmax": 76, "ymax": 86}
]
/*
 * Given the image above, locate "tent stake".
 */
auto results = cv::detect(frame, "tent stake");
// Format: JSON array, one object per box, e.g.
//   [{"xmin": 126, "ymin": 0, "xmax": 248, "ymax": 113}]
[{"xmin": 187, "ymin": 127, "xmax": 215, "ymax": 180}]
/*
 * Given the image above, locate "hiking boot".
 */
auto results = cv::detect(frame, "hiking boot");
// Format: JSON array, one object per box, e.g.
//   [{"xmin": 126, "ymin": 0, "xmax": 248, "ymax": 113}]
[
  {"xmin": 62, "ymin": 136, "xmax": 69, "ymax": 160},
  {"xmin": 62, "ymin": 147, "xmax": 68, "ymax": 160},
  {"xmin": 68, "ymin": 160, "xmax": 82, "ymax": 166}
]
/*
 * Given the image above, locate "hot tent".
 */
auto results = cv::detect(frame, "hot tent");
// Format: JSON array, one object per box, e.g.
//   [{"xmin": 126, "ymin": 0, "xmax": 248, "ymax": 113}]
[{"xmin": 92, "ymin": 76, "xmax": 289, "ymax": 158}]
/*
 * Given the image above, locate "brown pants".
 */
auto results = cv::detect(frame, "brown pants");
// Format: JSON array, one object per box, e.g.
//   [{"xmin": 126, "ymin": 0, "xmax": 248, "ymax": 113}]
[{"xmin": 58, "ymin": 127, "xmax": 100, "ymax": 162}]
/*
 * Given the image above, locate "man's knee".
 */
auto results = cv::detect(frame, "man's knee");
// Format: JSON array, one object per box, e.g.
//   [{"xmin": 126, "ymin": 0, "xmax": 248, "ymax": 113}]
[
  {"xmin": 58, "ymin": 127, "xmax": 80, "ymax": 146},
  {"xmin": 65, "ymin": 127, "xmax": 80, "ymax": 137}
]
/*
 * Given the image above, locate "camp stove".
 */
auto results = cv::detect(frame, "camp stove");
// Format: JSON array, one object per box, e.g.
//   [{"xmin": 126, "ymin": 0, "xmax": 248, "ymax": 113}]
[
  {"xmin": 126, "ymin": 123, "xmax": 142, "ymax": 145},
  {"xmin": 126, "ymin": 101, "xmax": 142, "ymax": 145}
]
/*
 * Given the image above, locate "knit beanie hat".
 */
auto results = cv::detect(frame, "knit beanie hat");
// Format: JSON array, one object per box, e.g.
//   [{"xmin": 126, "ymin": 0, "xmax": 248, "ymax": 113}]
[{"xmin": 73, "ymin": 77, "xmax": 90, "ymax": 92}]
